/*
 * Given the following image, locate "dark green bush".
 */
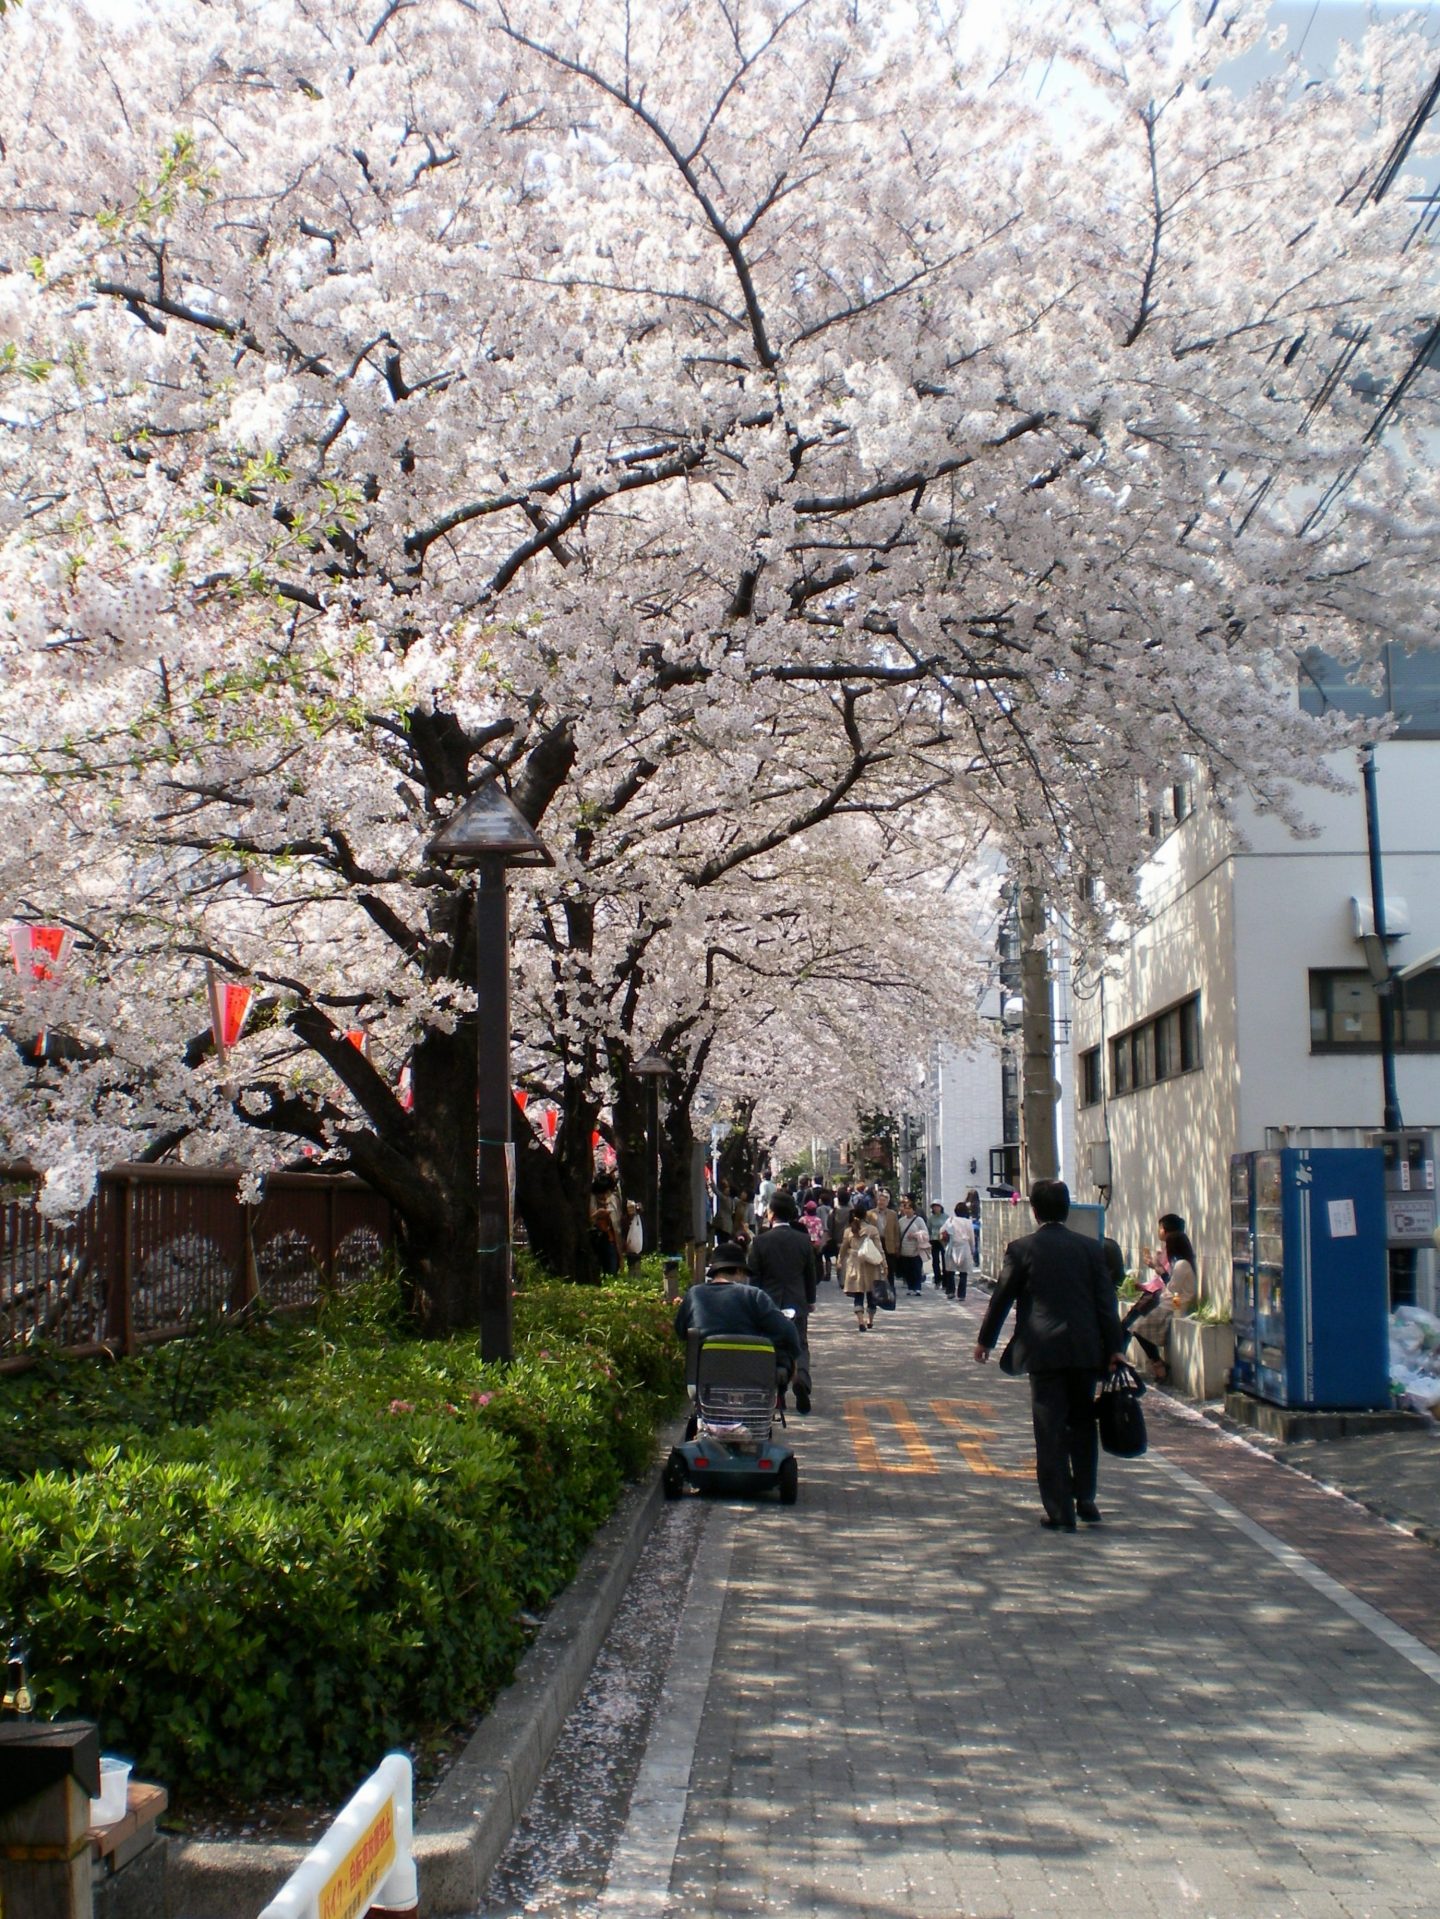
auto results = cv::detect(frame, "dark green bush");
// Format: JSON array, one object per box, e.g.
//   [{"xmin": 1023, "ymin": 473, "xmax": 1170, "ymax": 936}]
[{"xmin": 0, "ymin": 1276, "xmax": 683, "ymax": 1805}]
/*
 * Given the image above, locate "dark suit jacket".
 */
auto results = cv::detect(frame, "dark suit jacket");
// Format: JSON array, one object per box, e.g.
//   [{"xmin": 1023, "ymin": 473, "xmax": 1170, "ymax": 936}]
[
  {"xmin": 746, "ymin": 1224, "xmax": 819, "ymax": 1310},
  {"xmin": 976, "ymin": 1222, "xmax": 1125, "ymax": 1374}
]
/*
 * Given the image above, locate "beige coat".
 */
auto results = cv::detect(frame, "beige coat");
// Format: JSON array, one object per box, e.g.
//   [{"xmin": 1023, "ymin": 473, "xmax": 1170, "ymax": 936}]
[{"xmin": 839, "ymin": 1221, "xmax": 886, "ymax": 1295}]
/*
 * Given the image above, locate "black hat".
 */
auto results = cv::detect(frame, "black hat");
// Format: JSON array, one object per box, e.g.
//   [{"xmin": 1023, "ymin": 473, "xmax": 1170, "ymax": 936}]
[{"xmin": 708, "ymin": 1240, "xmax": 749, "ymax": 1276}]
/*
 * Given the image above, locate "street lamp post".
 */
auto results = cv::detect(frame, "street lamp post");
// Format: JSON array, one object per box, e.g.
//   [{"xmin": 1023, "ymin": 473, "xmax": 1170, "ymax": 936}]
[
  {"xmin": 633, "ymin": 1050, "xmax": 672, "ymax": 1257},
  {"xmin": 427, "ymin": 785, "xmax": 552, "ymax": 1362}
]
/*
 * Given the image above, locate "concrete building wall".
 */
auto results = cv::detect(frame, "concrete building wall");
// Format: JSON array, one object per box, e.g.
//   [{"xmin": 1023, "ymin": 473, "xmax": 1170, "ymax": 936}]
[
  {"xmin": 932, "ymin": 1039, "xmax": 1006, "ymax": 1211},
  {"xmin": 1073, "ymin": 839, "xmax": 1240, "ymax": 1293},
  {"xmin": 1073, "ymin": 740, "xmax": 1440, "ymax": 1306},
  {"xmin": 1231, "ymin": 746, "xmax": 1440, "ymax": 1144}
]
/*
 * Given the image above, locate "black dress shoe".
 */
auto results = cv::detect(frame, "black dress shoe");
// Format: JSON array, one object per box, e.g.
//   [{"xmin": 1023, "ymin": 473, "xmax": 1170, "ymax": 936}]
[
  {"xmin": 1040, "ymin": 1514, "xmax": 1077, "ymax": 1532},
  {"xmin": 1076, "ymin": 1501, "xmax": 1102, "ymax": 1524},
  {"xmin": 793, "ymin": 1379, "xmax": 812, "ymax": 1415}
]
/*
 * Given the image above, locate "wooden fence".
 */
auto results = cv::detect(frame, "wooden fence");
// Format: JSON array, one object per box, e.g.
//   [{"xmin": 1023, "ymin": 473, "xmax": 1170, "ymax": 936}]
[{"xmin": 0, "ymin": 1163, "xmax": 393, "ymax": 1370}]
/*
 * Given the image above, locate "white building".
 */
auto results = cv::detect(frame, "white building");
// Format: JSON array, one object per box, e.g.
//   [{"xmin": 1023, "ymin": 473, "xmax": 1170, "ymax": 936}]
[
  {"xmin": 928, "ymin": 953, "xmax": 1079, "ymax": 1211},
  {"xmin": 927, "ymin": 1017, "xmax": 1008, "ymax": 1213},
  {"xmin": 1072, "ymin": 719, "xmax": 1440, "ymax": 1310}
]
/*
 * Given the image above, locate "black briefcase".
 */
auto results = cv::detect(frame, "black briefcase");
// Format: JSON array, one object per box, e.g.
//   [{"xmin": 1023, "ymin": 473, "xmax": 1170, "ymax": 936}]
[{"xmin": 1095, "ymin": 1363, "xmax": 1148, "ymax": 1458}]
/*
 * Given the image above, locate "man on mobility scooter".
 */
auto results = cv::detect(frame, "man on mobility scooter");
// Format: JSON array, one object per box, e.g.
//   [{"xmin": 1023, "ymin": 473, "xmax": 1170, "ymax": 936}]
[{"xmin": 665, "ymin": 1240, "xmax": 803, "ymax": 1503}]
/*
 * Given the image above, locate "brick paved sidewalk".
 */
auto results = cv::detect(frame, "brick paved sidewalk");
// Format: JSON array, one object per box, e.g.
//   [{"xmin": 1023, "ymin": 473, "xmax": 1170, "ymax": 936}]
[
  {"xmin": 658, "ymin": 1282, "xmax": 1440, "ymax": 1919},
  {"xmin": 1269, "ymin": 1425, "xmax": 1440, "ymax": 1551},
  {"xmin": 1147, "ymin": 1394, "xmax": 1440, "ymax": 1653}
]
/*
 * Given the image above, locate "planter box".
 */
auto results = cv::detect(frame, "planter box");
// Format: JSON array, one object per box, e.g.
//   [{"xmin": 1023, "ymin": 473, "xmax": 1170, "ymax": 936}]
[{"xmin": 1165, "ymin": 1316, "xmax": 1233, "ymax": 1399}]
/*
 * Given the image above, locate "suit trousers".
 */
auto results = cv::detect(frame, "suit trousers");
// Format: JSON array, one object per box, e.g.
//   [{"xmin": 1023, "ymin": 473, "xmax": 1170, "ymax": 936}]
[{"xmin": 1028, "ymin": 1368, "xmax": 1100, "ymax": 1520}]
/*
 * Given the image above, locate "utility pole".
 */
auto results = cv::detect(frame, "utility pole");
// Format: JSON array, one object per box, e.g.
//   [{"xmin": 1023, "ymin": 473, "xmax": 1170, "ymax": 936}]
[
  {"xmin": 1019, "ymin": 883, "xmax": 1060, "ymax": 1186},
  {"xmin": 1361, "ymin": 747, "xmax": 1404, "ymax": 1133}
]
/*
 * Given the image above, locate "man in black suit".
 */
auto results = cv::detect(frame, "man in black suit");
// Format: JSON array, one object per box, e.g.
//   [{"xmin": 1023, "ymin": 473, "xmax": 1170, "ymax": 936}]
[
  {"xmin": 973, "ymin": 1179, "xmax": 1125, "ymax": 1531},
  {"xmin": 747, "ymin": 1192, "xmax": 819, "ymax": 1413}
]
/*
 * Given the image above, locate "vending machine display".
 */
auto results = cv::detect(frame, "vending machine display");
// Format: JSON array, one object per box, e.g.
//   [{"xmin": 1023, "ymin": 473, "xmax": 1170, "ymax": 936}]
[{"xmin": 1229, "ymin": 1147, "xmax": 1388, "ymax": 1409}]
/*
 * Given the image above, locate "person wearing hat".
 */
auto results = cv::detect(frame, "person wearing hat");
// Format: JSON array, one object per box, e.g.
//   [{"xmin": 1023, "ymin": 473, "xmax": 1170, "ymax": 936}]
[{"xmin": 674, "ymin": 1240, "xmax": 804, "ymax": 1373}]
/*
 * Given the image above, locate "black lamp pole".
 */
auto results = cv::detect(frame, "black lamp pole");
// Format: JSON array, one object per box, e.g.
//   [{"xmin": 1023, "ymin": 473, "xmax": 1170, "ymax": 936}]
[
  {"xmin": 633, "ymin": 1050, "xmax": 672, "ymax": 1256},
  {"xmin": 473, "ymin": 854, "xmax": 513, "ymax": 1360},
  {"xmin": 428, "ymin": 785, "xmax": 552, "ymax": 1362}
]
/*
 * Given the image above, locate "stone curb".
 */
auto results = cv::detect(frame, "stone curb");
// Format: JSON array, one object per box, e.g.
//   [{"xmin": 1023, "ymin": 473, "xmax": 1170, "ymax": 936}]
[{"xmin": 168, "ymin": 1437, "xmax": 676, "ymax": 1918}]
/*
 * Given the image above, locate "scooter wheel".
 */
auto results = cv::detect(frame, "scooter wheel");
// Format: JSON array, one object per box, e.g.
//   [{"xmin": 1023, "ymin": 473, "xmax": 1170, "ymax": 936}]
[
  {"xmin": 777, "ymin": 1456, "xmax": 799, "ymax": 1505},
  {"xmin": 662, "ymin": 1451, "xmax": 688, "ymax": 1500}
]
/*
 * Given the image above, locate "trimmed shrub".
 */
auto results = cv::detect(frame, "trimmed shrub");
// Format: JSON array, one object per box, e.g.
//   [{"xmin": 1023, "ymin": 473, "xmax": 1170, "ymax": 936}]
[{"xmin": 0, "ymin": 1275, "xmax": 683, "ymax": 1804}]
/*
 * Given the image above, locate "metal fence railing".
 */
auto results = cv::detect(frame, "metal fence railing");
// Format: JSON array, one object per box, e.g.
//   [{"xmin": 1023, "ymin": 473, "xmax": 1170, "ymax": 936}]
[{"xmin": 0, "ymin": 1164, "xmax": 393, "ymax": 1370}]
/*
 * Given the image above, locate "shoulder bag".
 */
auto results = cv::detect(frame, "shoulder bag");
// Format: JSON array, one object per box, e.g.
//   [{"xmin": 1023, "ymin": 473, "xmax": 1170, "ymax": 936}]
[{"xmin": 1095, "ymin": 1362, "xmax": 1148, "ymax": 1458}]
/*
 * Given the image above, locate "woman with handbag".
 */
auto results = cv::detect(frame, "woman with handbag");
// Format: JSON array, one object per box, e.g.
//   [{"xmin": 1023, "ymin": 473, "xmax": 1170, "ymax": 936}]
[
  {"xmin": 838, "ymin": 1202, "xmax": 887, "ymax": 1330},
  {"xmin": 943, "ymin": 1203, "xmax": 976, "ymax": 1301},
  {"xmin": 895, "ymin": 1196, "xmax": 930, "ymax": 1295}
]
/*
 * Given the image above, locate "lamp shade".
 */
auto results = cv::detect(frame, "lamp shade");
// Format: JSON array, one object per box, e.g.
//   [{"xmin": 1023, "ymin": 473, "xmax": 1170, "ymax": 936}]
[{"xmin": 427, "ymin": 784, "xmax": 553, "ymax": 867}]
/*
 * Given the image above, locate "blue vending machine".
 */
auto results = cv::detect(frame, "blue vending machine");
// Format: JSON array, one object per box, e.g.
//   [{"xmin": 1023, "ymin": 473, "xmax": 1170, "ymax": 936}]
[{"xmin": 1229, "ymin": 1147, "xmax": 1389, "ymax": 1409}]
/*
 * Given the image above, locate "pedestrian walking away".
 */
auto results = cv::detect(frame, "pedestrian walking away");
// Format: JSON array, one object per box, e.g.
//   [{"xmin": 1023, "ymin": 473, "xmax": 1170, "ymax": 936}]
[
  {"xmin": 827, "ymin": 1186, "xmax": 851, "ymax": 1283},
  {"xmin": 589, "ymin": 1173, "xmax": 624, "ymax": 1277},
  {"xmin": 964, "ymin": 1186, "xmax": 982, "ymax": 1267},
  {"xmin": 837, "ymin": 1202, "xmax": 886, "ymax": 1329},
  {"xmin": 973, "ymin": 1178, "xmax": 1126, "ymax": 1531},
  {"xmin": 746, "ymin": 1192, "xmax": 819, "ymax": 1412},
  {"xmin": 943, "ymin": 1202, "xmax": 975, "ymax": 1300},
  {"xmin": 711, "ymin": 1177, "xmax": 735, "ymax": 1243},
  {"xmin": 926, "ymin": 1201, "xmax": 948, "ymax": 1291}
]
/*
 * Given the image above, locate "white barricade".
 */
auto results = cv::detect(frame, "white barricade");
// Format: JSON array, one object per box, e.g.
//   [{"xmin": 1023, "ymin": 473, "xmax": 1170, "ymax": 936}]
[{"xmin": 258, "ymin": 1751, "xmax": 418, "ymax": 1919}]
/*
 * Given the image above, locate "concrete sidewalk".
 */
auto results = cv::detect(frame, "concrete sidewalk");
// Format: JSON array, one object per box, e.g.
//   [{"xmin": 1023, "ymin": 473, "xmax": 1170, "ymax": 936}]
[{"xmin": 617, "ymin": 1280, "xmax": 1440, "ymax": 1919}]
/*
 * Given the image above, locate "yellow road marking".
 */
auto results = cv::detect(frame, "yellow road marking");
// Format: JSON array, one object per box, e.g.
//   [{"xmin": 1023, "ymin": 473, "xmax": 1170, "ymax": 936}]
[
  {"xmin": 842, "ymin": 1397, "xmax": 940, "ymax": 1474},
  {"xmin": 931, "ymin": 1398, "xmax": 1034, "ymax": 1480}
]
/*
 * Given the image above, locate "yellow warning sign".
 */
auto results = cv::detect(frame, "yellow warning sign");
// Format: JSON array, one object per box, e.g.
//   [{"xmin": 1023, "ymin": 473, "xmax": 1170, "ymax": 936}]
[{"xmin": 318, "ymin": 1798, "xmax": 395, "ymax": 1919}]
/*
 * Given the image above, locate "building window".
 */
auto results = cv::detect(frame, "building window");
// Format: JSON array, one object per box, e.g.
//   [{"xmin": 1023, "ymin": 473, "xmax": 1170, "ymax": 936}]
[
  {"xmin": 1110, "ymin": 1032, "xmax": 1133, "ymax": 1094},
  {"xmin": 1080, "ymin": 1047, "xmax": 1103, "ymax": 1108},
  {"xmin": 1143, "ymin": 772, "xmax": 1198, "ymax": 842},
  {"xmin": 1309, "ymin": 970, "xmax": 1440, "ymax": 1051},
  {"xmin": 1132, "ymin": 1022, "xmax": 1156, "ymax": 1088},
  {"xmin": 1299, "ymin": 646, "xmax": 1440, "ymax": 738},
  {"xmin": 1107, "ymin": 995, "xmax": 1202, "ymax": 1097}
]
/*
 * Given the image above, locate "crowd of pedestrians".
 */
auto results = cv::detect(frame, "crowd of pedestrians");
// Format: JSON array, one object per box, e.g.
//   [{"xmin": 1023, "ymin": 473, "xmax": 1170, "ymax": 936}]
[
  {"xmin": 703, "ymin": 1170, "xmax": 987, "ymax": 1341},
  {"xmin": 684, "ymin": 1161, "xmax": 1192, "ymax": 1532}
]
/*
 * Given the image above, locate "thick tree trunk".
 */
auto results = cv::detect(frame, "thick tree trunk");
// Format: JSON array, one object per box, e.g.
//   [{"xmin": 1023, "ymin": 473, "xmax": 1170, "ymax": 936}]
[
  {"xmin": 393, "ymin": 1188, "xmax": 479, "ymax": 1335},
  {"xmin": 514, "ymin": 1114, "xmax": 597, "ymax": 1281},
  {"xmin": 384, "ymin": 1024, "xmax": 484, "ymax": 1335},
  {"xmin": 659, "ymin": 1099, "xmax": 699, "ymax": 1256},
  {"xmin": 610, "ymin": 1067, "xmax": 651, "ymax": 1244},
  {"xmin": 717, "ymin": 1098, "xmax": 762, "ymax": 1199}
]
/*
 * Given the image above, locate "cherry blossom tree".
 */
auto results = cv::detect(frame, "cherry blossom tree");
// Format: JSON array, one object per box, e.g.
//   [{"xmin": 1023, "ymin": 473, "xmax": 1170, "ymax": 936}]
[{"xmin": 1, "ymin": 0, "xmax": 1436, "ymax": 1319}]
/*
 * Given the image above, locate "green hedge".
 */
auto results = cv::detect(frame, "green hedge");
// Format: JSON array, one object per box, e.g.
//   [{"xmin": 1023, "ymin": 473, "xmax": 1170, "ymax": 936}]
[{"xmin": 0, "ymin": 1274, "xmax": 683, "ymax": 1805}]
